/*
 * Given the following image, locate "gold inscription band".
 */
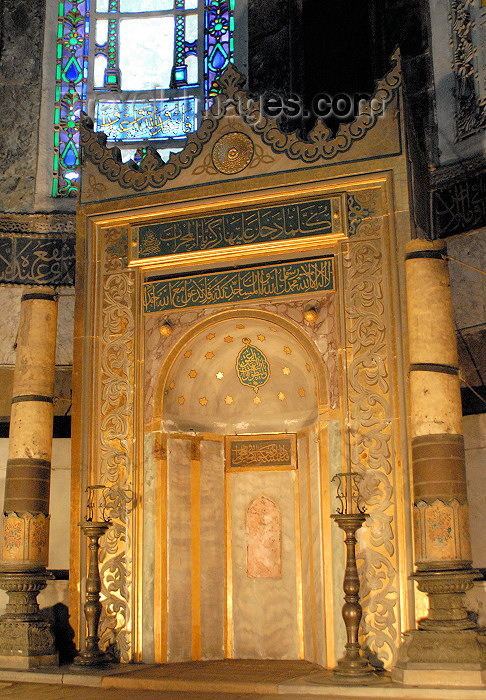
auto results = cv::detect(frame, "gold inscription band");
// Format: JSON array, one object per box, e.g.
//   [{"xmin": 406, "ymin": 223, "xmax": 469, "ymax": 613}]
[
  {"xmin": 11, "ymin": 395, "xmax": 54, "ymax": 404},
  {"xmin": 409, "ymin": 363, "xmax": 459, "ymax": 376}
]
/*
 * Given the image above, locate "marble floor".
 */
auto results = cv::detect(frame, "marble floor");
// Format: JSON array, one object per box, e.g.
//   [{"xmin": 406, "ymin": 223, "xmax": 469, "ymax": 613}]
[{"xmin": 0, "ymin": 661, "xmax": 486, "ymax": 699}]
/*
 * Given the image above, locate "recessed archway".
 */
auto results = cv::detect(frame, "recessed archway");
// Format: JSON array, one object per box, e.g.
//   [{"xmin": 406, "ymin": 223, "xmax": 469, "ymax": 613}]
[{"xmin": 150, "ymin": 310, "xmax": 331, "ymax": 664}]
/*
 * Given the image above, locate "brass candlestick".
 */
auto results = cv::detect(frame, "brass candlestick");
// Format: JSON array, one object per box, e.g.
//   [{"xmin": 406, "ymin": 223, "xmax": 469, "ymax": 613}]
[
  {"xmin": 331, "ymin": 472, "xmax": 375, "ymax": 682},
  {"xmin": 74, "ymin": 486, "xmax": 111, "ymax": 667}
]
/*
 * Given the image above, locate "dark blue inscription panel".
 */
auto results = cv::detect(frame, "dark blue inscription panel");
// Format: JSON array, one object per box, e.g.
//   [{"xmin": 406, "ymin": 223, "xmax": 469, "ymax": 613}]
[
  {"xmin": 136, "ymin": 196, "xmax": 341, "ymax": 259},
  {"xmin": 143, "ymin": 257, "xmax": 334, "ymax": 313}
]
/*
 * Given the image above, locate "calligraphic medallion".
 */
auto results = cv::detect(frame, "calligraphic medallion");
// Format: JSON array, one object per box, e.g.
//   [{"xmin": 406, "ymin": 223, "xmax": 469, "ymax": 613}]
[
  {"xmin": 236, "ymin": 338, "xmax": 270, "ymax": 391},
  {"xmin": 212, "ymin": 132, "xmax": 254, "ymax": 174}
]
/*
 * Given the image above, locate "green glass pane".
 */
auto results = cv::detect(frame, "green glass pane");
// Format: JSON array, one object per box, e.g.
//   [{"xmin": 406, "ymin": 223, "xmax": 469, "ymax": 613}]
[
  {"xmin": 186, "ymin": 13, "xmax": 197, "ymax": 43},
  {"xmin": 96, "ymin": 19, "xmax": 108, "ymax": 44},
  {"xmin": 119, "ymin": 17, "xmax": 174, "ymax": 90},
  {"xmin": 120, "ymin": 0, "xmax": 173, "ymax": 10}
]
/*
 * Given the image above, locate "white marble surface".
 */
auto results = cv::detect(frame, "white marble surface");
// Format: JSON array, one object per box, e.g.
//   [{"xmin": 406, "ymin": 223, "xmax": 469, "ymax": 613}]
[
  {"xmin": 0, "ymin": 287, "xmax": 22, "ymax": 365},
  {"xmin": 0, "ymin": 287, "xmax": 74, "ymax": 367}
]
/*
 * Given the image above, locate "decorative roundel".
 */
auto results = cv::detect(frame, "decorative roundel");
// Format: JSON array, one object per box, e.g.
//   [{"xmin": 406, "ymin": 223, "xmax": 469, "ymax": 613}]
[{"xmin": 211, "ymin": 132, "xmax": 254, "ymax": 174}]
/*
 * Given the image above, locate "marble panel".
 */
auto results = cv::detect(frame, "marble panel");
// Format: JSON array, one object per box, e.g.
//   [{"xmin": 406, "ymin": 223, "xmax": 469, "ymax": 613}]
[
  {"xmin": 142, "ymin": 432, "xmax": 156, "ymax": 662},
  {"xmin": 308, "ymin": 426, "xmax": 325, "ymax": 666},
  {"xmin": 56, "ymin": 293, "xmax": 75, "ymax": 366},
  {"xmin": 231, "ymin": 470, "xmax": 299, "ymax": 659},
  {"xmin": 0, "ymin": 287, "xmax": 22, "ymax": 365},
  {"xmin": 328, "ymin": 420, "xmax": 346, "ymax": 662},
  {"xmin": 297, "ymin": 434, "xmax": 313, "ymax": 661},
  {"xmin": 464, "ymin": 414, "xmax": 486, "ymax": 568},
  {"xmin": 246, "ymin": 496, "xmax": 282, "ymax": 579},
  {"xmin": 199, "ymin": 439, "xmax": 225, "ymax": 659},
  {"xmin": 167, "ymin": 438, "xmax": 192, "ymax": 661},
  {"xmin": 448, "ymin": 229, "xmax": 486, "ymax": 331}
]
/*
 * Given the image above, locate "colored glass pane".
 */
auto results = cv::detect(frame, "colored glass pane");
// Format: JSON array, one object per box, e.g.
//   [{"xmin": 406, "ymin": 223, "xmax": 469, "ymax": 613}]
[
  {"xmin": 53, "ymin": 0, "xmax": 235, "ymax": 197},
  {"xmin": 53, "ymin": 0, "xmax": 90, "ymax": 197},
  {"xmin": 119, "ymin": 17, "xmax": 174, "ymax": 89}
]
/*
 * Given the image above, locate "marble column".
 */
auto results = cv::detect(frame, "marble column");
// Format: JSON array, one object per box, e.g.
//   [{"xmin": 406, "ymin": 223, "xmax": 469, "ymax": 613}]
[
  {"xmin": 394, "ymin": 240, "xmax": 486, "ymax": 685},
  {"xmin": 0, "ymin": 289, "xmax": 58, "ymax": 668}
]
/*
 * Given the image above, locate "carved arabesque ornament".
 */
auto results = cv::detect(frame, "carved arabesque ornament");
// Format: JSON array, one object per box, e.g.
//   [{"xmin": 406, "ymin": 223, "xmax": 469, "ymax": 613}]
[
  {"xmin": 342, "ymin": 233, "xmax": 398, "ymax": 668},
  {"xmin": 96, "ymin": 227, "xmax": 135, "ymax": 662},
  {"xmin": 80, "ymin": 51, "xmax": 402, "ymax": 193},
  {"xmin": 450, "ymin": 0, "xmax": 486, "ymax": 138}
]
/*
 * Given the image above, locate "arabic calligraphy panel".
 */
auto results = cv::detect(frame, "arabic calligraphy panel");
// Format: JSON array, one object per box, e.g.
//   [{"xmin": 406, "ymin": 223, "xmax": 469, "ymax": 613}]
[
  {"xmin": 225, "ymin": 434, "xmax": 297, "ymax": 471},
  {"xmin": 143, "ymin": 257, "xmax": 334, "ymax": 313},
  {"xmin": 95, "ymin": 97, "xmax": 197, "ymax": 141},
  {"xmin": 135, "ymin": 196, "xmax": 342, "ymax": 259}
]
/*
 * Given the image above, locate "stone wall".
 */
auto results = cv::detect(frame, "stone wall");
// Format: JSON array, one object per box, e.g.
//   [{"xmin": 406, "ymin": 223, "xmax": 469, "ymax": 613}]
[{"xmin": 0, "ymin": 0, "xmax": 45, "ymax": 211}]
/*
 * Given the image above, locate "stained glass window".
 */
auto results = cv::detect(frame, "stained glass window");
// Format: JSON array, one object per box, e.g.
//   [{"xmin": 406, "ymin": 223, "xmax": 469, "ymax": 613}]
[{"xmin": 53, "ymin": 0, "xmax": 236, "ymax": 197}]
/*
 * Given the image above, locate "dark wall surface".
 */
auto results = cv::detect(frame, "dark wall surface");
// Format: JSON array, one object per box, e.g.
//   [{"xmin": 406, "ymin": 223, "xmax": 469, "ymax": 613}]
[{"xmin": 0, "ymin": 0, "xmax": 45, "ymax": 211}]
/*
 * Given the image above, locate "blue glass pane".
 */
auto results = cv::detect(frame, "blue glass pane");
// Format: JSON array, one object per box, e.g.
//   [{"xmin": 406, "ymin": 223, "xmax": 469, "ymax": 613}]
[
  {"xmin": 119, "ymin": 17, "xmax": 174, "ymax": 89},
  {"xmin": 120, "ymin": 0, "xmax": 173, "ymax": 10},
  {"xmin": 96, "ymin": 97, "xmax": 198, "ymax": 139}
]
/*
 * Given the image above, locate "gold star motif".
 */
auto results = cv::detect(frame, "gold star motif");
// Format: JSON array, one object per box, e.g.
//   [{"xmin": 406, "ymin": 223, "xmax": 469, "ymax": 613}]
[
  {"xmin": 216, "ymin": 371, "xmax": 224, "ymax": 380},
  {"xmin": 299, "ymin": 387, "xmax": 306, "ymax": 397},
  {"xmin": 278, "ymin": 392, "xmax": 285, "ymax": 401},
  {"xmin": 205, "ymin": 351, "xmax": 214, "ymax": 359},
  {"xmin": 224, "ymin": 335, "xmax": 233, "ymax": 343},
  {"xmin": 189, "ymin": 370, "xmax": 197, "ymax": 378},
  {"xmin": 236, "ymin": 324, "xmax": 245, "ymax": 329},
  {"xmin": 282, "ymin": 366, "xmax": 290, "ymax": 375},
  {"xmin": 206, "ymin": 332, "xmax": 215, "ymax": 340},
  {"xmin": 178, "ymin": 396, "xmax": 185, "ymax": 405},
  {"xmin": 257, "ymin": 334, "xmax": 265, "ymax": 341},
  {"xmin": 169, "ymin": 380, "xmax": 175, "ymax": 389},
  {"xmin": 199, "ymin": 397, "xmax": 208, "ymax": 406},
  {"xmin": 284, "ymin": 346, "xmax": 292, "ymax": 355},
  {"xmin": 184, "ymin": 350, "xmax": 192, "ymax": 358},
  {"xmin": 253, "ymin": 396, "xmax": 261, "ymax": 404},
  {"xmin": 306, "ymin": 362, "xmax": 311, "ymax": 372},
  {"xmin": 225, "ymin": 395, "xmax": 233, "ymax": 405}
]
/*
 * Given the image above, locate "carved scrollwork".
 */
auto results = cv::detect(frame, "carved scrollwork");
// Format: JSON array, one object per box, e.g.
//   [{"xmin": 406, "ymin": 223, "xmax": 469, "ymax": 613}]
[
  {"xmin": 343, "ymin": 238, "xmax": 398, "ymax": 668},
  {"xmin": 97, "ymin": 269, "xmax": 135, "ymax": 661},
  {"xmin": 450, "ymin": 0, "xmax": 486, "ymax": 138},
  {"xmin": 81, "ymin": 52, "xmax": 402, "ymax": 194}
]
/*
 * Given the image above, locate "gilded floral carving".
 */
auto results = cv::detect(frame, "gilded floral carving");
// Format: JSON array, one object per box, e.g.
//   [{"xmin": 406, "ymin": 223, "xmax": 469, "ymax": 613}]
[
  {"xmin": 343, "ymin": 236, "xmax": 398, "ymax": 667},
  {"xmin": 97, "ymin": 231, "xmax": 136, "ymax": 661}
]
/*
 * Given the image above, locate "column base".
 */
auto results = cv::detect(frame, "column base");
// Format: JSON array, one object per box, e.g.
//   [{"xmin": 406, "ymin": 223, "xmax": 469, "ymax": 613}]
[
  {"xmin": 0, "ymin": 570, "xmax": 58, "ymax": 668},
  {"xmin": 0, "ymin": 619, "xmax": 58, "ymax": 669},
  {"xmin": 393, "ymin": 628, "xmax": 486, "ymax": 687}
]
